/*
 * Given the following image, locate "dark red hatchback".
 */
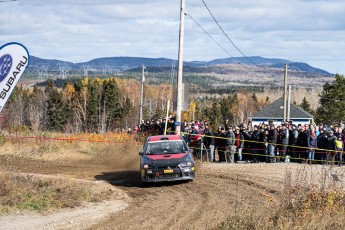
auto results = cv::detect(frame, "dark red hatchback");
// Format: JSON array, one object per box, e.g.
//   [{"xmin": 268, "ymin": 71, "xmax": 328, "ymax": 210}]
[{"xmin": 139, "ymin": 135, "xmax": 195, "ymax": 183}]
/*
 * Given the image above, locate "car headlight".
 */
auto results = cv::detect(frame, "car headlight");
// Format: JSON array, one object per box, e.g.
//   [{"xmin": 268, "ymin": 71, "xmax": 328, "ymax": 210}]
[
  {"xmin": 142, "ymin": 156, "xmax": 154, "ymax": 169},
  {"xmin": 180, "ymin": 161, "xmax": 193, "ymax": 167}
]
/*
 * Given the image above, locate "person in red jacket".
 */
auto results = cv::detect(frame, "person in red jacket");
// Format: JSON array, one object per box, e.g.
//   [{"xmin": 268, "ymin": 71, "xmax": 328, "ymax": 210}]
[{"xmin": 234, "ymin": 127, "xmax": 244, "ymax": 162}]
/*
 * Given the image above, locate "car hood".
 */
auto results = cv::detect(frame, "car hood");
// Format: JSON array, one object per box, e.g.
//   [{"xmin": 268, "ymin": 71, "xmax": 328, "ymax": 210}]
[{"xmin": 144, "ymin": 153, "xmax": 190, "ymax": 166}]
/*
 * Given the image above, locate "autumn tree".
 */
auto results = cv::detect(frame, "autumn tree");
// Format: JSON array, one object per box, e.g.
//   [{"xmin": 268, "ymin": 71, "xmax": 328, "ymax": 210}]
[
  {"xmin": 73, "ymin": 78, "xmax": 89, "ymax": 132},
  {"xmin": 28, "ymin": 85, "xmax": 46, "ymax": 132},
  {"xmin": 6, "ymin": 86, "xmax": 30, "ymax": 130},
  {"xmin": 61, "ymin": 80, "xmax": 77, "ymax": 132}
]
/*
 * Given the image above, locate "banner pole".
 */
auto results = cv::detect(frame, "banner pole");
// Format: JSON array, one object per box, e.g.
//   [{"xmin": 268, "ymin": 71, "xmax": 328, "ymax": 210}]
[{"xmin": 164, "ymin": 100, "xmax": 170, "ymax": 135}]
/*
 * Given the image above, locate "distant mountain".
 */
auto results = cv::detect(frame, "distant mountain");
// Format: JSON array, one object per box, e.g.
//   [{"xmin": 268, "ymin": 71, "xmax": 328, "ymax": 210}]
[
  {"xmin": 30, "ymin": 56, "xmax": 74, "ymax": 68},
  {"xmin": 268, "ymin": 62, "xmax": 331, "ymax": 75},
  {"xmin": 76, "ymin": 57, "xmax": 177, "ymax": 70},
  {"xmin": 27, "ymin": 55, "xmax": 333, "ymax": 76},
  {"xmin": 206, "ymin": 56, "xmax": 292, "ymax": 66}
]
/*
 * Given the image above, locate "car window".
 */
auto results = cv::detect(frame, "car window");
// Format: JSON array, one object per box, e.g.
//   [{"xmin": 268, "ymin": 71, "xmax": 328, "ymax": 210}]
[{"xmin": 146, "ymin": 141, "xmax": 187, "ymax": 154}]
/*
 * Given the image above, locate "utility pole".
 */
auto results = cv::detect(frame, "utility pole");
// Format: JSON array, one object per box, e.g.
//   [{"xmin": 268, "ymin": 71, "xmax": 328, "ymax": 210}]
[
  {"xmin": 139, "ymin": 65, "xmax": 146, "ymax": 125},
  {"xmin": 287, "ymin": 85, "xmax": 291, "ymax": 122},
  {"xmin": 283, "ymin": 64, "xmax": 288, "ymax": 122},
  {"xmin": 175, "ymin": 0, "xmax": 186, "ymax": 135}
]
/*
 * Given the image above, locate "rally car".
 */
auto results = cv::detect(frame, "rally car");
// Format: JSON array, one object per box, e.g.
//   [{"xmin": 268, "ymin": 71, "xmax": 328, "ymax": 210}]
[{"xmin": 139, "ymin": 135, "xmax": 195, "ymax": 183}]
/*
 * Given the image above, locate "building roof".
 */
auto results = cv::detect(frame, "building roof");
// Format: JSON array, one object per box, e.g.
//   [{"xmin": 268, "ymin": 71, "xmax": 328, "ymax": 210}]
[{"xmin": 251, "ymin": 97, "xmax": 313, "ymax": 119}]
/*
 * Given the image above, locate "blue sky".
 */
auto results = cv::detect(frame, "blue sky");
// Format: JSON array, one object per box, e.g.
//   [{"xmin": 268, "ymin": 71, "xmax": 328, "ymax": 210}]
[{"xmin": 0, "ymin": 0, "xmax": 344, "ymax": 74}]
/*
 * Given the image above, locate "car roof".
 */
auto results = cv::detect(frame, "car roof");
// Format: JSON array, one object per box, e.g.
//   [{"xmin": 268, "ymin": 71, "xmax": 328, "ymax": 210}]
[{"xmin": 148, "ymin": 135, "xmax": 183, "ymax": 142}]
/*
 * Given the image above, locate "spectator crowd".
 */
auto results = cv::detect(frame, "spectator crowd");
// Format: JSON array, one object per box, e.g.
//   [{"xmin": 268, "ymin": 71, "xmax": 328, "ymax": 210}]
[
  {"xmin": 182, "ymin": 120, "xmax": 344, "ymax": 165},
  {"xmin": 136, "ymin": 117, "xmax": 344, "ymax": 165}
]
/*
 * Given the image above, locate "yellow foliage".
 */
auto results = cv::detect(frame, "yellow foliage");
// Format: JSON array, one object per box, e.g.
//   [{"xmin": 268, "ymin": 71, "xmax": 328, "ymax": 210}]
[{"xmin": 81, "ymin": 77, "xmax": 89, "ymax": 87}]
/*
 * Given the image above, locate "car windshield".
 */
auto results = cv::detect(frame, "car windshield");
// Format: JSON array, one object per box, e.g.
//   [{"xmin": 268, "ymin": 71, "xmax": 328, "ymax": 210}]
[{"xmin": 145, "ymin": 141, "xmax": 187, "ymax": 155}]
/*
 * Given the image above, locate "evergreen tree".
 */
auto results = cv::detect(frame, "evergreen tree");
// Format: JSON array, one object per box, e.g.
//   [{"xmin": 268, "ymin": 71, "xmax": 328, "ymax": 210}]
[
  {"xmin": 102, "ymin": 79, "xmax": 122, "ymax": 130},
  {"xmin": 300, "ymin": 97, "xmax": 313, "ymax": 114},
  {"xmin": 316, "ymin": 74, "xmax": 345, "ymax": 124},
  {"xmin": 46, "ymin": 85, "xmax": 66, "ymax": 131},
  {"xmin": 87, "ymin": 81, "xmax": 101, "ymax": 132},
  {"xmin": 219, "ymin": 94, "xmax": 237, "ymax": 126},
  {"xmin": 252, "ymin": 93, "xmax": 258, "ymax": 103},
  {"xmin": 122, "ymin": 95, "xmax": 133, "ymax": 118},
  {"xmin": 210, "ymin": 100, "xmax": 221, "ymax": 131},
  {"xmin": 153, "ymin": 103, "xmax": 164, "ymax": 120},
  {"xmin": 265, "ymin": 96, "xmax": 270, "ymax": 104},
  {"xmin": 252, "ymin": 93, "xmax": 259, "ymax": 110}
]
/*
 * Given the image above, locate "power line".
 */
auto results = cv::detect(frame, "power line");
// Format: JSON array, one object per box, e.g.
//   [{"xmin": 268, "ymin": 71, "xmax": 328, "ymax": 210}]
[
  {"xmin": 201, "ymin": 0, "xmax": 268, "ymax": 70},
  {"xmin": 188, "ymin": 12, "xmax": 336, "ymax": 104},
  {"xmin": 0, "ymin": 0, "xmax": 19, "ymax": 2},
  {"xmin": 186, "ymin": 13, "xmax": 255, "ymax": 74}
]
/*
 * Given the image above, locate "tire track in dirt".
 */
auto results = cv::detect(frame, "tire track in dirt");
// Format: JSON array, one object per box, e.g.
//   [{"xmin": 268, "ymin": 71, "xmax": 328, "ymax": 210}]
[
  {"xmin": 90, "ymin": 163, "xmax": 281, "ymax": 230},
  {"xmin": 135, "ymin": 184, "xmax": 187, "ymax": 230},
  {"xmin": 159, "ymin": 182, "xmax": 206, "ymax": 229}
]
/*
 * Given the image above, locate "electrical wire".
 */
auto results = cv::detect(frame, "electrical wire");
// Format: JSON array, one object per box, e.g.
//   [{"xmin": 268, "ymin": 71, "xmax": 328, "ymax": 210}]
[
  {"xmin": 201, "ymin": 0, "xmax": 260, "ymax": 68},
  {"xmin": 188, "ymin": 13, "xmax": 339, "ymax": 105},
  {"xmin": 0, "ymin": 0, "xmax": 19, "ymax": 2},
  {"xmin": 187, "ymin": 13, "xmax": 256, "ymax": 75},
  {"xmin": 202, "ymin": 0, "xmax": 336, "ymax": 80}
]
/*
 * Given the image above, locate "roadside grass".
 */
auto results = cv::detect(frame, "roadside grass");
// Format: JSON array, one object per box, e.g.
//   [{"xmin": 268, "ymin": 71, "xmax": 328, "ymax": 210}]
[
  {"xmin": 0, "ymin": 171, "xmax": 112, "ymax": 215},
  {"xmin": 0, "ymin": 131, "xmax": 140, "ymax": 216},
  {"xmin": 0, "ymin": 132, "xmax": 142, "ymax": 160},
  {"xmin": 218, "ymin": 165, "xmax": 345, "ymax": 230},
  {"xmin": 0, "ymin": 131, "xmax": 141, "ymax": 158}
]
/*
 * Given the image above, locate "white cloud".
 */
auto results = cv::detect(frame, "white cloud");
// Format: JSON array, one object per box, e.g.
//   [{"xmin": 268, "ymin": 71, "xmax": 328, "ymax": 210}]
[{"xmin": 0, "ymin": 0, "xmax": 343, "ymax": 74}]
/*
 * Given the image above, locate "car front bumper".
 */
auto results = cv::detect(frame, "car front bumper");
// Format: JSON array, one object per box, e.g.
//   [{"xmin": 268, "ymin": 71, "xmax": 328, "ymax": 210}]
[{"xmin": 141, "ymin": 167, "xmax": 195, "ymax": 182}]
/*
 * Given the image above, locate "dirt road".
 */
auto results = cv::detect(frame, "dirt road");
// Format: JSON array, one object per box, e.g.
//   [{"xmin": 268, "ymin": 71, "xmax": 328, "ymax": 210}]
[
  {"xmin": 1, "ymin": 143, "xmax": 337, "ymax": 229},
  {"xmin": 90, "ymin": 162, "xmax": 286, "ymax": 230}
]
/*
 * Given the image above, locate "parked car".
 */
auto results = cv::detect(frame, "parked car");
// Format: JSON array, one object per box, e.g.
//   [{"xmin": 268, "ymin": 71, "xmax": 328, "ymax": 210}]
[{"xmin": 139, "ymin": 135, "xmax": 195, "ymax": 183}]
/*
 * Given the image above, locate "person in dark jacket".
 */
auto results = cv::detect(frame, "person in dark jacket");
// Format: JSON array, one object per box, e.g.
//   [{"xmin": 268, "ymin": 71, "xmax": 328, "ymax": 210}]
[
  {"xmin": 316, "ymin": 128, "xmax": 328, "ymax": 163},
  {"xmin": 241, "ymin": 127, "xmax": 251, "ymax": 161},
  {"xmin": 251, "ymin": 125, "xmax": 261, "ymax": 162},
  {"xmin": 203, "ymin": 124, "xmax": 215, "ymax": 162},
  {"xmin": 327, "ymin": 131, "xmax": 337, "ymax": 163},
  {"xmin": 296, "ymin": 126, "xmax": 309, "ymax": 162},
  {"xmin": 289, "ymin": 124, "xmax": 299, "ymax": 162},
  {"xmin": 260, "ymin": 128, "xmax": 269, "ymax": 162},
  {"xmin": 307, "ymin": 127, "xmax": 318, "ymax": 164},
  {"xmin": 225, "ymin": 126, "xmax": 236, "ymax": 163},
  {"xmin": 267, "ymin": 124, "xmax": 277, "ymax": 162},
  {"xmin": 279, "ymin": 124, "xmax": 289, "ymax": 162},
  {"xmin": 217, "ymin": 127, "xmax": 227, "ymax": 163}
]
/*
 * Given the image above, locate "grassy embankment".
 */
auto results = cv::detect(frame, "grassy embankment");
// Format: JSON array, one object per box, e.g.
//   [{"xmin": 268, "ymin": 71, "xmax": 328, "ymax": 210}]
[
  {"xmin": 218, "ymin": 166, "xmax": 345, "ymax": 229},
  {"xmin": 0, "ymin": 132, "xmax": 139, "ymax": 215}
]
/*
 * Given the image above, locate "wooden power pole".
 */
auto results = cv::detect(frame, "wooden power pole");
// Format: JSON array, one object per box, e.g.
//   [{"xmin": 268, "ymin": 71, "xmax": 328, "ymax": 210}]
[
  {"xmin": 175, "ymin": 0, "xmax": 186, "ymax": 134},
  {"xmin": 283, "ymin": 64, "xmax": 288, "ymax": 122},
  {"xmin": 139, "ymin": 65, "xmax": 146, "ymax": 124}
]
